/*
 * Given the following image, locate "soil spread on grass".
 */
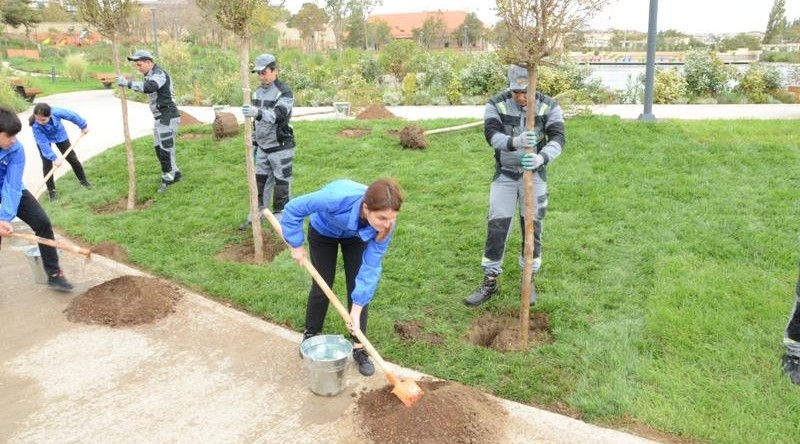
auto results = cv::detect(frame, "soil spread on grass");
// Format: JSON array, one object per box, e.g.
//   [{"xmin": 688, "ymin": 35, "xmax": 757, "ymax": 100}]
[
  {"xmin": 466, "ymin": 311, "xmax": 552, "ymax": 352},
  {"xmin": 399, "ymin": 124, "xmax": 427, "ymax": 149},
  {"xmin": 356, "ymin": 105, "xmax": 396, "ymax": 120},
  {"xmin": 92, "ymin": 197, "xmax": 153, "ymax": 214},
  {"xmin": 64, "ymin": 275, "xmax": 181, "ymax": 327},
  {"xmin": 91, "ymin": 241, "xmax": 128, "ymax": 262},
  {"xmin": 394, "ymin": 320, "xmax": 443, "ymax": 345},
  {"xmin": 339, "ymin": 127, "xmax": 372, "ymax": 138},
  {"xmin": 179, "ymin": 109, "xmax": 203, "ymax": 126},
  {"xmin": 215, "ymin": 232, "xmax": 286, "ymax": 264},
  {"xmin": 355, "ymin": 380, "xmax": 507, "ymax": 444}
]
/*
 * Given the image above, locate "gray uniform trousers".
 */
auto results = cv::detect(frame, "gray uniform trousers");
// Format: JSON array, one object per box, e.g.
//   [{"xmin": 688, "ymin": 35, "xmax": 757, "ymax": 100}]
[
  {"xmin": 480, "ymin": 170, "xmax": 548, "ymax": 277},
  {"xmin": 249, "ymin": 146, "xmax": 294, "ymax": 221},
  {"xmin": 153, "ymin": 116, "xmax": 180, "ymax": 182},
  {"xmin": 784, "ymin": 267, "xmax": 800, "ymax": 357}
]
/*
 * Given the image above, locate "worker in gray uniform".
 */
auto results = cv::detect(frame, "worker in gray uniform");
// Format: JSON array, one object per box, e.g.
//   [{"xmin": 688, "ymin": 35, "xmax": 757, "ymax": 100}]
[
  {"xmin": 465, "ymin": 64, "xmax": 566, "ymax": 308},
  {"xmin": 117, "ymin": 49, "xmax": 182, "ymax": 193},
  {"xmin": 782, "ymin": 263, "xmax": 800, "ymax": 385},
  {"xmin": 239, "ymin": 53, "xmax": 296, "ymax": 229}
]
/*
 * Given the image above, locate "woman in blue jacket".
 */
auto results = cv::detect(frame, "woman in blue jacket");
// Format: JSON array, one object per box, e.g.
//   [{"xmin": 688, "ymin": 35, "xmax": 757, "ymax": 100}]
[
  {"xmin": 0, "ymin": 106, "xmax": 73, "ymax": 292},
  {"xmin": 29, "ymin": 103, "xmax": 91, "ymax": 201},
  {"xmin": 280, "ymin": 178, "xmax": 404, "ymax": 377}
]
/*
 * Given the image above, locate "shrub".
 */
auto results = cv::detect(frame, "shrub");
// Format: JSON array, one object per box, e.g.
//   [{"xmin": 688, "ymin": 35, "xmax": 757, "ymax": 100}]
[
  {"xmin": 0, "ymin": 73, "xmax": 30, "ymax": 112},
  {"xmin": 382, "ymin": 87, "xmax": 402, "ymax": 106},
  {"xmin": 446, "ymin": 76, "xmax": 463, "ymax": 105},
  {"xmin": 401, "ymin": 72, "xmax": 417, "ymax": 105},
  {"xmin": 460, "ymin": 52, "xmax": 505, "ymax": 97},
  {"xmin": 378, "ymin": 40, "xmax": 421, "ymax": 83},
  {"xmin": 653, "ymin": 68, "xmax": 687, "ymax": 104},
  {"xmin": 618, "ymin": 73, "xmax": 644, "ymax": 104},
  {"xmin": 737, "ymin": 63, "xmax": 785, "ymax": 103},
  {"xmin": 64, "ymin": 53, "xmax": 88, "ymax": 82},
  {"xmin": 683, "ymin": 49, "xmax": 734, "ymax": 97}
]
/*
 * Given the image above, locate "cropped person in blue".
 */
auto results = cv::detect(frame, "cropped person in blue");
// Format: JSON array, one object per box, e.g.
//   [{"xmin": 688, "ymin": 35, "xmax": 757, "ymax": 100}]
[
  {"xmin": 0, "ymin": 105, "xmax": 74, "ymax": 292},
  {"xmin": 280, "ymin": 178, "xmax": 405, "ymax": 377},
  {"xmin": 29, "ymin": 103, "xmax": 91, "ymax": 201}
]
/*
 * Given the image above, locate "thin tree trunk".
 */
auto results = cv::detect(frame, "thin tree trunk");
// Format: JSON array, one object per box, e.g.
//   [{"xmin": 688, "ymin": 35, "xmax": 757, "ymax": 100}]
[
  {"xmin": 112, "ymin": 39, "xmax": 137, "ymax": 211},
  {"xmin": 240, "ymin": 36, "xmax": 264, "ymax": 263},
  {"xmin": 520, "ymin": 66, "xmax": 539, "ymax": 346}
]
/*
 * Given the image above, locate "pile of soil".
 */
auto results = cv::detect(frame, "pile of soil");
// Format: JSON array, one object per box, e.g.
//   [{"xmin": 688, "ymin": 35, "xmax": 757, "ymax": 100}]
[
  {"xmin": 64, "ymin": 275, "xmax": 181, "ymax": 327},
  {"xmin": 92, "ymin": 197, "xmax": 153, "ymax": 215},
  {"xmin": 398, "ymin": 124, "xmax": 427, "ymax": 149},
  {"xmin": 355, "ymin": 380, "xmax": 507, "ymax": 444},
  {"xmin": 91, "ymin": 241, "xmax": 128, "ymax": 262},
  {"xmin": 179, "ymin": 109, "xmax": 203, "ymax": 126},
  {"xmin": 466, "ymin": 312, "xmax": 552, "ymax": 352},
  {"xmin": 356, "ymin": 105, "xmax": 396, "ymax": 120},
  {"xmin": 215, "ymin": 233, "xmax": 285, "ymax": 264},
  {"xmin": 339, "ymin": 127, "xmax": 372, "ymax": 138},
  {"xmin": 394, "ymin": 321, "xmax": 443, "ymax": 345}
]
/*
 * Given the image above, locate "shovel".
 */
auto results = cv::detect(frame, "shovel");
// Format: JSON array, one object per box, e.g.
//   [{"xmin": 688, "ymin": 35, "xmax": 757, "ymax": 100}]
[
  {"xmin": 7, "ymin": 232, "xmax": 92, "ymax": 258},
  {"xmin": 262, "ymin": 208, "xmax": 424, "ymax": 407}
]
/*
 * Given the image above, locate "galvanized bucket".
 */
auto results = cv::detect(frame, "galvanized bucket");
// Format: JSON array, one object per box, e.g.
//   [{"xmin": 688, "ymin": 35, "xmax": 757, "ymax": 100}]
[
  {"xmin": 300, "ymin": 335, "xmax": 352, "ymax": 396},
  {"xmin": 25, "ymin": 246, "xmax": 48, "ymax": 284}
]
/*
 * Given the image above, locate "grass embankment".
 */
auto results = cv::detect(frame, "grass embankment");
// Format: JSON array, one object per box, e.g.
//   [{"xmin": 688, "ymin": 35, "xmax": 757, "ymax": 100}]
[{"xmin": 47, "ymin": 116, "xmax": 800, "ymax": 443}]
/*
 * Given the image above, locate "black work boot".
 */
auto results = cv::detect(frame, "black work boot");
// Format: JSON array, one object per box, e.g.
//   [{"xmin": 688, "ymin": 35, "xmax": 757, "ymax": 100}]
[
  {"xmin": 353, "ymin": 348, "xmax": 375, "ymax": 376},
  {"xmin": 299, "ymin": 331, "xmax": 319, "ymax": 359},
  {"xmin": 782, "ymin": 354, "xmax": 800, "ymax": 385},
  {"xmin": 48, "ymin": 190, "xmax": 58, "ymax": 202},
  {"xmin": 80, "ymin": 180, "xmax": 92, "ymax": 189},
  {"xmin": 47, "ymin": 271, "xmax": 74, "ymax": 292},
  {"xmin": 464, "ymin": 275, "xmax": 498, "ymax": 307}
]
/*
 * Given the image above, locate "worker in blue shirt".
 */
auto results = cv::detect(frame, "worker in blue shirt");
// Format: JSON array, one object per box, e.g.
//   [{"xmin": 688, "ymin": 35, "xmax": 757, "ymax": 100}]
[
  {"xmin": 280, "ymin": 178, "xmax": 405, "ymax": 377},
  {"xmin": 29, "ymin": 103, "xmax": 91, "ymax": 201},
  {"xmin": 0, "ymin": 105, "xmax": 73, "ymax": 292}
]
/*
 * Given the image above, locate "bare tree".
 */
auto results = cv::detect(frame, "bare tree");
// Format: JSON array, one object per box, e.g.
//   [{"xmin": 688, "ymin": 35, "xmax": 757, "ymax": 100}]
[
  {"xmin": 196, "ymin": 0, "xmax": 273, "ymax": 263},
  {"xmin": 75, "ymin": 0, "xmax": 139, "ymax": 210},
  {"xmin": 324, "ymin": 0, "xmax": 350, "ymax": 50},
  {"xmin": 495, "ymin": 0, "xmax": 609, "ymax": 345}
]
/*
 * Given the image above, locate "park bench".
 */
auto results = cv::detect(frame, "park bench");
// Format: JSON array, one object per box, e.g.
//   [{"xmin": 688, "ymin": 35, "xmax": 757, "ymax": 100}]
[
  {"xmin": 9, "ymin": 78, "xmax": 42, "ymax": 103},
  {"xmin": 6, "ymin": 49, "xmax": 40, "ymax": 60},
  {"xmin": 93, "ymin": 73, "xmax": 117, "ymax": 89}
]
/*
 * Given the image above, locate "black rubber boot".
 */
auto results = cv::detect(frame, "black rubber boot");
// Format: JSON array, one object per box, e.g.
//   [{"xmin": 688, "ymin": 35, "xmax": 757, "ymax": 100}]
[{"xmin": 464, "ymin": 275, "xmax": 498, "ymax": 307}]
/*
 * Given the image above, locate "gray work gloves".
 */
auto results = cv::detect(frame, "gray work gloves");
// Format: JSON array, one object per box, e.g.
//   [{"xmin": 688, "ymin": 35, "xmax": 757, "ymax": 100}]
[
  {"xmin": 241, "ymin": 105, "xmax": 261, "ymax": 119},
  {"xmin": 512, "ymin": 130, "xmax": 537, "ymax": 149},
  {"xmin": 521, "ymin": 152, "xmax": 545, "ymax": 171},
  {"xmin": 116, "ymin": 75, "xmax": 130, "ymax": 88}
]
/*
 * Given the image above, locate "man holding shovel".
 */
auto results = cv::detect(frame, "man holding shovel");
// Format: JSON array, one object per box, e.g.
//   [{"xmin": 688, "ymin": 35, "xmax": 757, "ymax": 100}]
[
  {"xmin": 0, "ymin": 106, "xmax": 74, "ymax": 292},
  {"xmin": 465, "ymin": 65, "xmax": 565, "ymax": 307},
  {"xmin": 117, "ymin": 50, "xmax": 182, "ymax": 193}
]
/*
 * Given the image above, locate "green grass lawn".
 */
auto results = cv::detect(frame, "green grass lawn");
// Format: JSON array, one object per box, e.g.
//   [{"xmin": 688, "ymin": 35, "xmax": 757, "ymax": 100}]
[{"xmin": 46, "ymin": 115, "xmax": 800, "ymax": 443}]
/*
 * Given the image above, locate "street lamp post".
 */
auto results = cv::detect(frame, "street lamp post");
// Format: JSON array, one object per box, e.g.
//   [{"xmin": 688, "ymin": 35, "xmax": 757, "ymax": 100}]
[{"xmin": 639, "ymin": 0, "xmax": 658, "ymax": 122}]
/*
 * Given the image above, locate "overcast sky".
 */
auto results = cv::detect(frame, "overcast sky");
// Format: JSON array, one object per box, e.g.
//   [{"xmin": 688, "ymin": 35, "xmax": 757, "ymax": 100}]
[{"xmin": 281, "ymin": 0, "xmax": 800, "ymax": 35}]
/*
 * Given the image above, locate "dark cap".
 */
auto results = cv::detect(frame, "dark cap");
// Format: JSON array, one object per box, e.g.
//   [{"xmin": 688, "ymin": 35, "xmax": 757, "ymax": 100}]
[
  {"xmin": 508, "ymin": 64, "xmax": 528, "ymax": 91},
  {"xmin": 127, "ymin": 49, "xmax": 154, "ymax": 62}
]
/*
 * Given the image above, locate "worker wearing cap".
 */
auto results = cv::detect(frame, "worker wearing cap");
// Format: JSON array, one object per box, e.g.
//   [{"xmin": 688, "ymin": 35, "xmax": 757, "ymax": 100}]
[
  {"xmin": 782, "ymin": 263, "xmax": 800, "ymax": 385},
  {"xmin": 117, "ymin": 50, "xmax": 182, "ymax": 193},
  {"xmin": 464, "ymin": 64, "xmax": 566, "ymax": 308},
  {"xmin": 239, "ymin": 53, "xmax": 296, "ymax": 229}
]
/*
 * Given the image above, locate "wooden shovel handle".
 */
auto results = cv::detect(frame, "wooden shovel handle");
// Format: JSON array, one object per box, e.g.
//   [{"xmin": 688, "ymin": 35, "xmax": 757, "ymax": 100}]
[
  {"xmin": 34, "ymin": 132, "xmax": 85, "ymax": 196},
  {"xmin": 9, "ymin": 232, "xmax": 91, "ymax": 257},
  {"xmin": 423, "ymin": 120, "xmax": 483, "ymax": 135},
  {"xmin": 261, "ymin": 208, "xmax": 398, "ymax": 379}
]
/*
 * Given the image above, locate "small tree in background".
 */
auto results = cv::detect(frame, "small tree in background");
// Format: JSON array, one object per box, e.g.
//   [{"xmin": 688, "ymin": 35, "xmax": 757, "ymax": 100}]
[
  {"xmin": 495, "ymin": 0, "xmax": 609, "ymax": 345},
  {"xmin": 75, "ymin": 0, "xmax": 138, "ymax": 210},
  {"xmin": 764, "ymin": 0, "xmax": 788, "ymax": 44},
  {"xmin": 196, "ymin": 0, "xmax": 272, "ymax": 263}
]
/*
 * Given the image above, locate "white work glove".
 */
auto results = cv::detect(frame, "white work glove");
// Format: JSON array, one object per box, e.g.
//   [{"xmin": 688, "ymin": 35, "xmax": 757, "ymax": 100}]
[
  {"xmin": 241, "ymin": 105, "xmax": 260, "ymax": 119},
  {"xmin": 512, "ymin": 130, "xmax": 537, "ymax": 149},
  {"xmin": 116, "ymin": 75, "xmax": 129, "ymax": 88},
  {"xmin": 521, "ymin": 152, "xmax": 544, "ymax": 171}
]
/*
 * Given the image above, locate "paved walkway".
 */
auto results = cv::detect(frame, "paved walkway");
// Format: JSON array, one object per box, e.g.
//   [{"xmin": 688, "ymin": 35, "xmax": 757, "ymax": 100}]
[{"xmin": 3, "ymin": 92, "xmax": 798, "ymax": 443}]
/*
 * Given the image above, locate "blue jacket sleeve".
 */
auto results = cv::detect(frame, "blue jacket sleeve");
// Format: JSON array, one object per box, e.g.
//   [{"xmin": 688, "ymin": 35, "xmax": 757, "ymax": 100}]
[
  {"xmin": 0, "ymin": 149, "xmax": 25, "ymax": 222},
  {"xmin": 351, "ymin": 229, "xmax": 393, "ymax": 306},
  {"xmin": 279, "ymin": 190, "xmax": 331, "ymax": 248},
  {"xmin": 54, "ymin": 107, "xmax": 87, "ymax": 131},
  {"xmin": 32, "ymin": 125, "xmax": 57, "ymax": 161}
]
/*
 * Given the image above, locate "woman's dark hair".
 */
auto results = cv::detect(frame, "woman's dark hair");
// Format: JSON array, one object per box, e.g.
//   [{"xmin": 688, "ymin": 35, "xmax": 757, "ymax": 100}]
[
  {"xmin": 0, "ymin": 106, "xmax": 22, "ymax": 136},
  {"xmin": 28, "ymin": 102, "xmax": 52, "ymax": 126},
  {"xmin": 363, "ymin": 178, "xmax": 404, "ymax": 212}
]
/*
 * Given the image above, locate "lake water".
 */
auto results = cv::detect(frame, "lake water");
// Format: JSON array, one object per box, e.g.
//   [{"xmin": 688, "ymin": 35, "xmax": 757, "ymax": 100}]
[{"xmin": 588, "ymin": 63, "xmax": 799, "ymax": 90}]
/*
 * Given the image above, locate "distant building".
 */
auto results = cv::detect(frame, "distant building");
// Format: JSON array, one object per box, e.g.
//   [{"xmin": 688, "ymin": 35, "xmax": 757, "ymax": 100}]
[{"xmin": 368, "ymin": 10, "xmax": 485, "ymax": 50}]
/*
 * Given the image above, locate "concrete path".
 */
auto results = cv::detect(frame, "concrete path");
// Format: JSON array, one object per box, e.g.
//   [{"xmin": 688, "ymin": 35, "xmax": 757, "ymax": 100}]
[{"xmin": 4, "ymin": 92, "xmax": 798, "ymax": 443}]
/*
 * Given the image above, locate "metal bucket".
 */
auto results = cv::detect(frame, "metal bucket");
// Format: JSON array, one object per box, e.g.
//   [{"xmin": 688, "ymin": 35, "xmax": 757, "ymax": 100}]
[
  {"xmin": 300, "ymin": 335, "xmax": 352, "ymax": 396},
  {"xmin": 25, "ymin": 246, "xmax": 48, "ymax": 284}
]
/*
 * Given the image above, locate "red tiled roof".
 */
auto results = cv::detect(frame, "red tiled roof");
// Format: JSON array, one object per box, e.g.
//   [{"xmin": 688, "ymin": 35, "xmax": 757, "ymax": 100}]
[{"xmin": 368, "ymin": 11, "xmax": 481, "ymax": 39}]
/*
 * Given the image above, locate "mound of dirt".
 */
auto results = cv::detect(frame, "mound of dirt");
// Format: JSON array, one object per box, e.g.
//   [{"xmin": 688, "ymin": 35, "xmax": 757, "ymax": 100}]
[
  {"xmin": 356, "ymin": 105, "xmax": 396, "ymax": 120},
  {"xmin": 394, "ymin": 321, "xmax": 443, "ymax": 345},
  {"xmin": 466, "ymin": 312, "xmax": 552, "ymax": 352},
  {"xmin": 399, "ymin": 124, "xmax": 427, "ymax": 149},
  {"xmin": 179, "ymin": 109, "xmax": 203, "ymax": 126},
  {"xmin": 355, "ymin": 380, "xmax": 507, "ymax": 444},
  {"xmin": 215, "ymin": 232, "xmax": 285, "ymax": 264},
  {"xmin": 91, "ymin": 241, "xmax": 128, "ymax": 262},
  {"xmin": 64, "ymin": 275, "xmax": 181, "ymax": 327}
]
